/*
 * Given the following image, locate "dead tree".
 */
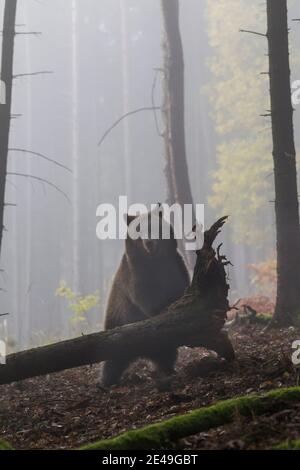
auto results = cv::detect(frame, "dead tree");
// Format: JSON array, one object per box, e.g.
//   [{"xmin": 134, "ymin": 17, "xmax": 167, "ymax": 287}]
[
  {"xmin": 0, "ymin": 0, "xmax": 17, "ymax": 260},
  {"xmin": 266, "ymin": 0, "xmax": 300, "ymax": 325},
  {"xmin": 0, "ymin": 217, "xmax": 234, "ymax": 385},
  {"xmin": 161, "ymin": 0, "xmax": 195, "ymax": 267}
]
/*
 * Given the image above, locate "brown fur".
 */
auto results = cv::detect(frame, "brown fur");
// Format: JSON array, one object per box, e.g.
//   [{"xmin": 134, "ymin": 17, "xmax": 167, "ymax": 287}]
[{"xmin": 102, "ymin": 213, "xmax": 190, "ymax": 386}]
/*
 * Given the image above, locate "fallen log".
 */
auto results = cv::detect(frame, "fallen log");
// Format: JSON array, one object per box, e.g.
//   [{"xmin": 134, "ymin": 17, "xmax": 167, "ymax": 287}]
[
  {"xmin": 81, "ymin": 387, "xmax": 300, "ymax": 450},
  {"xmin": 0, "ymin": 217, "xmax": 234, "ymax": 385},
  {"xmin": 2, "ymin": 387, "xmax": 300, "ymax": 450}
]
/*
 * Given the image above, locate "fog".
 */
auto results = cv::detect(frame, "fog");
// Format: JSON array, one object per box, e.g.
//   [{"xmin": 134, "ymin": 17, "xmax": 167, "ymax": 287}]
[{"xmin": 1, "ymin": 0, "xmax": 300, "ymax": 351}]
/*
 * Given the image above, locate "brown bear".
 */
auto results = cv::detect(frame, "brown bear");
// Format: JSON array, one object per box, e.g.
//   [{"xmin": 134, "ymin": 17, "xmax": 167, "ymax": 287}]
[{"xmin": 101, "ymin": 207, "xmax": 190, "ymax": 386}]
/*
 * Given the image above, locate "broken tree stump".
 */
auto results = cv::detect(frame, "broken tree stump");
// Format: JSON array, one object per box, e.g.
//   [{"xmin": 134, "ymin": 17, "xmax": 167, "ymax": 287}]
[{"xmin": 0, "ymin": 217, "xmax": 234, "ymax": 385}]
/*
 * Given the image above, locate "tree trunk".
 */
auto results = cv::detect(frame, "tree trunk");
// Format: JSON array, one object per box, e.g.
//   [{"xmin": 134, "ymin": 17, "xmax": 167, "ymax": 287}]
[
  {"xmin": 161, "ymin": 0, "xmax": 195, "ymax": 268},
  {"xmin": 23, "ymin": 1, "xmax": 33, "ymax": 347},
  {"xmin": 120, "ymin": 0, "xmax": 132, "ymax": 203},
  {"xmin": 0, "ymin": 0, "xmax": 17, "ymax": 262},
  {"xmin": 71, "ymin": 0, "xmax": 80, "ymax": 295},
  {"xmin": 162, "ymin": 38, "xmax": 176, "ymax": 208},
  {"xmin": 0, "ymin": 218, "xmax": 234, "ymax": 385},
  {"xmin": 161, "ymin": 0, "xmax": 193, "ymax": 208},
  {"xmin": 266, "ymin": 0, "xmax": 300, "ymax": 325}
]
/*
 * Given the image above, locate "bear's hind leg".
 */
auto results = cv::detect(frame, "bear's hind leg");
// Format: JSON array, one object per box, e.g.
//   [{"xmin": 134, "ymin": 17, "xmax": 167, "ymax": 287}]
[
  {"xmin": 101, "ymin": 359, "xmax": 129, "ymax": 387},
  {"xmin": 151, "ymin": 347, "xmax": 178, "ymax": 377}
]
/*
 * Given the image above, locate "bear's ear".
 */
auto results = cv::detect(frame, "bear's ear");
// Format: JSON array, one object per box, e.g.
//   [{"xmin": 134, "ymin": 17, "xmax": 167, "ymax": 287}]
[{"xmin": 125, "ymin": 214, "xmax": 136, "ymax": 226}]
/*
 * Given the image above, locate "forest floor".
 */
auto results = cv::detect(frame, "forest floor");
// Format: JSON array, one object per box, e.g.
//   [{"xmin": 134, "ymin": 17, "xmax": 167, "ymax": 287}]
[{"xmin": 0, "ymin": 320, "xmax": 300, "ymax": 450}]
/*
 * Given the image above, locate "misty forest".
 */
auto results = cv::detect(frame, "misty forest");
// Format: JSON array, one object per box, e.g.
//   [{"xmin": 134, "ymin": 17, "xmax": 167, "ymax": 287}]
[{"xmin": 1, "ymin": 0, "xmax": 300, "ymax": 452}]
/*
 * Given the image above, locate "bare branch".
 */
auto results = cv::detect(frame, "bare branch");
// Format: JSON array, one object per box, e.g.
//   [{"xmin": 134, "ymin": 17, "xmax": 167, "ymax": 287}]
[
  {"xmin": 15, "ymin": 31, "xmax": 42, "ymax": 36},
  {"xmin": 8, "ymin": 148, "xmax": 72, "ymax": 173},
  {"xmin": 7, "ymin": 172, "xmax": 71, "ymax": 204},
  {"xmin": 13, "ymin": 71, "xmax": 53, "ymax": 79},
  {"xmin": 10, "ymin": 114, "xmax": 22, "ymax": 120},
  {"xmin": 0, "ymin": 31, "xmax": 42, "ymax": 36},
  {"xmin": 98, "ymin": 107, "xmax": 160, "ymax": 148},
  {"xmin": 239, "ymin": 29, "xmax": 267, "ymax": 37}
]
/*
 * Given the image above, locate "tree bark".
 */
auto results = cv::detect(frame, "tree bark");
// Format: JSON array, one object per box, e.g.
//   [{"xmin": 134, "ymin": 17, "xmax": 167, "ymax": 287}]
[
  {"xmin": 0, "ymin": 218, "xmax": 234, "ymax": 385},
  {"xmin": 0, "ymin": 0, "xmax": 17, "ymax": 261},
  {"xmin": 161, "ymin": 0, "xmax": 193, "ymax": 208},
  {"xmin": 266, "ymin": 0, "xmax": 300, "ymax": 325},
  {"xmin": 161, "ymin": 0, "xmax": 195, "ymax": 267}
]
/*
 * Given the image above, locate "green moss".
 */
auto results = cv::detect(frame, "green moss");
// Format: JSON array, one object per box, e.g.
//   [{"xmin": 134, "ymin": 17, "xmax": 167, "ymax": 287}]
[
  {"xmin": 274, "ymin": 439, "xmax": 300, "ymax": 450},
  {"xmin": 0, "ymin": 440, "xmax": 13, "ymax": 450},
  {"xmin": 256, "ymin": 313, "xmax": 273, "ymax": 324},
  {"xmin": 80, "ymin": 387, "xmax": 300, "ymax": 450}
]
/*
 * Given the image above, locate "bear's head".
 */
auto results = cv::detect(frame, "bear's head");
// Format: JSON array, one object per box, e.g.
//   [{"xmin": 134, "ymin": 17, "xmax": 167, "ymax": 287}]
[{"xmin": 125, "ymin": 205, "xmax": 177, "ymax": 259}]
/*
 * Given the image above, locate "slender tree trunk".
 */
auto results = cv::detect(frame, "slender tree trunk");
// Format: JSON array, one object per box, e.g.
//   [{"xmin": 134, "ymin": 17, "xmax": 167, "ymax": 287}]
[
  {"xmin": 162, "ymin": 39, "xmax": 176, "ymax": 207},
  {"xmin": 23, "ymin": 2, "xmax": 32, "ymax": 347},
  {"xmin": 120, "ymin": 1, "xmax": 132, "ymax": 203},
  {"xmin": 10, "ymin": 171, "xmax": 19, "ymax": 345},
  {"xmin": 0, "ymin": 0, "xmax": 17, "ymax": 262},
  {"xmin": 71, "ymin": 0, "xmax": 80, "ymax": 295},
  {"xmin": 161, "ymin": 0, "xmax": 195, "ymax": 268},
  {"xmin": 161, "ymin": 0, "xmax": 193, "ymax": 209},
  {"xmin": 266, "ymin": 0, "xmax": 300, "ymax": 325}
]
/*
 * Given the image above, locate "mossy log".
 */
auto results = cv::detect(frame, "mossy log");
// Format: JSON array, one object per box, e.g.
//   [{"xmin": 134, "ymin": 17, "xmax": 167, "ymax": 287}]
[
  {"xmin": 0, "ymin": 217, "xmax": 234, "ymax": 385},
  {"xmin": 81, "ymin": 387, "xmax": 300, "ymax": 450},
  {"xmin": 2, "ymin": 387, "xmax": 300, "ymax": 451},
  {"xmin": 274, "ymin": 439, "xmax": 300, "ymax": 450},
  {"xmin": 0, "ymin": 440, "xmax": 12, "ymax": 450}
]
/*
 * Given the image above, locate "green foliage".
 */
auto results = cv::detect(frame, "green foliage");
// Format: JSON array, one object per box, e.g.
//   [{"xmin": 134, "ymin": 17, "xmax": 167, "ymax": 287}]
[
  {"xmin": 205, "ymin": 0, "xmax": 273, "ymax": 245},
  {"xmin": 80, "ymin": 387, "xmax": 300, "ymax": 450},
  {"xmin": 55, "ymin": 281, "xmax": 100, "ymax": 328},
  {"xmin": 0, "ymin": 440, "xmax": 13, "ymax": 450},
  {"xmin": 209, "ymin": 138, "xmax": 273, "ymax": 245},
  {"xmin": 273, "ymin": 439, "xmax": 300, "ymax": 450},
  {"xmin": 205, "ymin": 0, "xmax": 300, "ymax": 247},
  {"xmin": 256, "ymin": 312, "xmax": 273, "ymax": 324}
]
